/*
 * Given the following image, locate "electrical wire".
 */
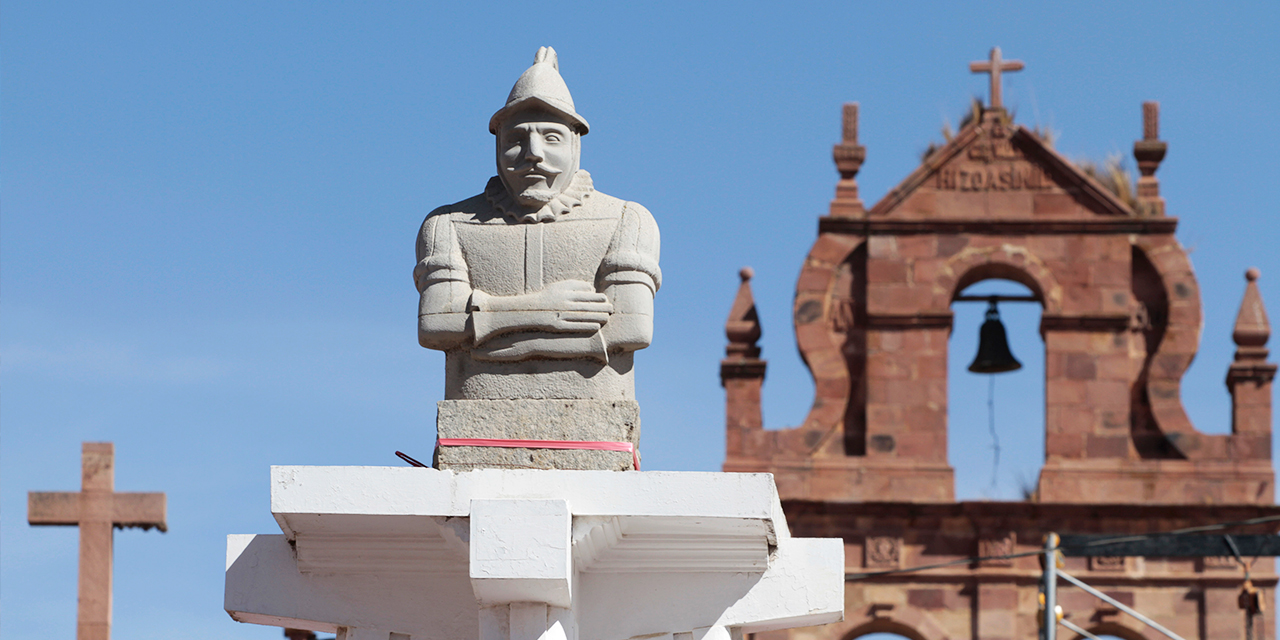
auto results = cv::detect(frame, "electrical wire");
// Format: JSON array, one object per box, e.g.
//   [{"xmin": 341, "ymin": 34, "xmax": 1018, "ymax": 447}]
[
  {"xmin": 1073, "ymin": 513, "xmax": 1280, "ymax": 549},
  {"xmin": 846, "ymin": 549, "xmax": 1042, "ymax": 579},
  {"xmin": 845, "ymin": 513, "xmax": 1280, "ymax": 580}
]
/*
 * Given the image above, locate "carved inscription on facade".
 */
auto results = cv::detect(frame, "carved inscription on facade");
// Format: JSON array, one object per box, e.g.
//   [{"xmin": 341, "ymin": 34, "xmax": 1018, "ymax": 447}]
[
  {"xmin": 934, "ymin": 163, "xmax": 1052, "ymax": 192},
  {"xmin": 967, "ymin": 136, "xmax": 1018, "ymax": 162},
  {"xmin": 865, "ymin": 536, "xmax": 902, "ymax": 569},
  {"xmin": 933, "ymin": 127, "xmax": 1055, "ymax": 192}
]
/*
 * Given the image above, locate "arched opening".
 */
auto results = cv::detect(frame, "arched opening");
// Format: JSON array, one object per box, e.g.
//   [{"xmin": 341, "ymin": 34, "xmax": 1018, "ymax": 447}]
[
  {"xmin": 852, "ymin": 634, "xmax": 919, "ymax": 640},
  {"xmin": 1065, "ymin": 623, "xmax": 1149, "ymax": 640},
  {"xmin": 843, "ymin": 619, "xmax": 928, "ymax": 640},
  {"xmin": 948, "ymin": 276, "xmax": 1045, "ymax": 500}
]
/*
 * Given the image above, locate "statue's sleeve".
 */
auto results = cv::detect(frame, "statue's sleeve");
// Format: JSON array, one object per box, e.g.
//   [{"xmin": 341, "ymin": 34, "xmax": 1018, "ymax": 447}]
[
  {"xmin": 599, "ymin": 202, "xmax": 662, "ymax": 294},
  {"xmin": 597, "ymin": 202, "xmax": 660, "ymax": 353},
  {"xmin": 415, "ymin": 209, "xmax": 472, "ymax": 350}
]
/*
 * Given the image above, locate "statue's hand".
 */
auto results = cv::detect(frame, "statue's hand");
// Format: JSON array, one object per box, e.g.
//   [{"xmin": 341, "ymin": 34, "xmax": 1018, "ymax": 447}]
[
  {"xmin": 470, "ymin": 280, "xmax": 613, "ymax": 344},
  {"xmin": 538, "ymin": 280, "xmax": 613, "ymax": 332},
  {"xmin": 475, "ymin": 332, "xmax": 609, "ymax": 364}
]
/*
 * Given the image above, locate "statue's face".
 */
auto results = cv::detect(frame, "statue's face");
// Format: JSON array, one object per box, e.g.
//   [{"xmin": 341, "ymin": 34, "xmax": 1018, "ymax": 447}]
[{"xmin": 497, "ymin": 109, "xmax": 580, "ymax": 209}]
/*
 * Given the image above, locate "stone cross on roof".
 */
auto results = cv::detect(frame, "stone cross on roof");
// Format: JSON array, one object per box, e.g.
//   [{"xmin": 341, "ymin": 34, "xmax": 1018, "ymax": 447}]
[
  {"xmin": 969, "ymin": 46, "xmax": 1024, "ymax": 110},
  {"xmin": 28, "ymin": 442, "xmax": 166, "ymax": 640}
]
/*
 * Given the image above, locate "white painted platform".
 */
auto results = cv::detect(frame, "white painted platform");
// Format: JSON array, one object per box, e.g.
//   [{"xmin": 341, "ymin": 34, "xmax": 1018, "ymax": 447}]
[{"xmin": 226, "ymin": 468, "xmax": 843, "ymax": 640}]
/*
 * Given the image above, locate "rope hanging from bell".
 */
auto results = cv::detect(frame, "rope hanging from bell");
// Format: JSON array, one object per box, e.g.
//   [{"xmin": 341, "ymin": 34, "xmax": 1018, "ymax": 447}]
[{"xmin": 968, "ymin": 297, "xmax": 1022, "ymax": 374}]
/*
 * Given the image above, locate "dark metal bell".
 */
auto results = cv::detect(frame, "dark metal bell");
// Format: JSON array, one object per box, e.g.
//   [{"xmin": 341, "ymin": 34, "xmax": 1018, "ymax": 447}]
[{"xmin": 968, "ymin": 299, "xmax": 1022, "ymax": 374}]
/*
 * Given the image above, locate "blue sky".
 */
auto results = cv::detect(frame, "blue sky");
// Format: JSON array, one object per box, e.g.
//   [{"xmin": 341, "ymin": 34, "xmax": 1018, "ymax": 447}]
[{"xmin": 3, "ymin": 2, "xmax": 1277, "ymax": 638}]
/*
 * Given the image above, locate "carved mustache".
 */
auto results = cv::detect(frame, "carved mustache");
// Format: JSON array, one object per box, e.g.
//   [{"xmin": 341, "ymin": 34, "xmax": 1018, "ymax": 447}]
[{"xmin": 506, "ymin": 163, "xmax": 564, "ymax": 178}]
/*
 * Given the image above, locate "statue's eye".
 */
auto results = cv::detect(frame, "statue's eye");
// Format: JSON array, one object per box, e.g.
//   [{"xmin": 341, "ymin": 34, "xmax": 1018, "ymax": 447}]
[{"xmin": 545, "ymin": 133, "xmax": 563, "ymax": 143}]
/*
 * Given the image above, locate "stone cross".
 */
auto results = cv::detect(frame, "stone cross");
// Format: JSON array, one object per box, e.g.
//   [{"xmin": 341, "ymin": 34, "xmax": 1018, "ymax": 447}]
[
  {"xmin": 28, "ymin": 442, "xmax": 167, "ymax": 640},
  {"xmin": 969, "ymin": 46, "xmax": 1024, "ymax": 109}
]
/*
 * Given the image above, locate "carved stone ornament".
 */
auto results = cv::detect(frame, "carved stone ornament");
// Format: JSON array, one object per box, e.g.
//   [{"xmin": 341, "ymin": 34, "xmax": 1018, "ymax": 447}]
[
  {"xmin": 978, "ymin": 532, "xmax": 1016, "ymax": 567},
  {"xmin": 1090, "ymin": 556, "xmax": 1127, "ymax": 572},
  {"xmin": 865, "ymin": 536, "xmax": 901, "ymax": 568},
  {"xmin": 1203, "ymin": 555, "xmax": 1238, "ymax": 570},
  {"xmin": 415, "ymin": 47, "xmax": 660, "ymax": 471}
]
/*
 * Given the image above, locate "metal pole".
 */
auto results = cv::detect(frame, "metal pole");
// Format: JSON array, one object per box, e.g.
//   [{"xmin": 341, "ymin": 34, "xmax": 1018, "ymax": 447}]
[
  {"xmin": 1225, "ymin": 535, "xmax": 1257, "ymax": 640},
  {"xmin": 1044, "ymin": 533, "xmax": 1058, "ymax": 640},
  {"xmin": 1057, "ymin": 570, "xmax": 1188, "ymax": 640},
  {"xmin": 1060, "ymin": 618, "xmax": 1102, "ymax": 640}
]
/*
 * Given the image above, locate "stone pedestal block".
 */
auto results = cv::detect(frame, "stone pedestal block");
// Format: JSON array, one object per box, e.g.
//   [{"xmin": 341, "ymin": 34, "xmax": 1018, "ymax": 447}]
[{"xmin": 436, "ymin": 399, "xmax": 640, "ymax": 471}]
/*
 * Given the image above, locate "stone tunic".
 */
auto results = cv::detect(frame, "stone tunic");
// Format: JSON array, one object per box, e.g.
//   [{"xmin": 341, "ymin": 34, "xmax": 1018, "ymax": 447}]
[{"xmin": 415, "ymin": 171, "xmax": 660, "ymax": 400}]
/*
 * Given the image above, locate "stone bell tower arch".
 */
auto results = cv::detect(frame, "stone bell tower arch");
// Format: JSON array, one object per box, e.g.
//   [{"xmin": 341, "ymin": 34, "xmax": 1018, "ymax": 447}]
[
  {"xmin": 722, "ymin": 50, "xmax": 1277, "ymax": 640},
  {"xmin": 725, "ymin": 97, "xmax": 1272, "ymax": 507}
]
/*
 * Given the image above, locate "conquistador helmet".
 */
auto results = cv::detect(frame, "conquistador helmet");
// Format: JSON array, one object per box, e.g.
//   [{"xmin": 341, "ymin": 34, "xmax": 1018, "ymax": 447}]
[{"xmin": 489, "ymin": 46, "xmax": 590, "ymax": 135}]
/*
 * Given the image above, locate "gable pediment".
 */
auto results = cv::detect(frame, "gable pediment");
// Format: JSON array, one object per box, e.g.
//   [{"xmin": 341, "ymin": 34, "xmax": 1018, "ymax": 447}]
[{"xmin": 869, "ymin": 114, "xmax": 1135, "ymax": 219}]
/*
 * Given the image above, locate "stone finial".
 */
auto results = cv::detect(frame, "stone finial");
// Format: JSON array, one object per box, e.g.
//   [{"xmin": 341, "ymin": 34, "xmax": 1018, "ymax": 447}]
[
  {"xmin": 842, "ymin": 103, "xmax": 859, "ymax": 147},
  {"xmin": 834, "ymin": 104, "xmax": 865, "ymax": 178},
  {"xmin": 721, "ymin": 266, "xmax": 766, "ymax": 428},
  {"xmin": 1233, "ymin": 268, "xmax": 1271, "ymax": 361},
  {"xmin": 1143, "ymin": 101, "xmax": 1159, "ymax": 140},
  {"xmin": 1227, "ymin": 268, "xmax": 1276, "ymax": 437},
  {"xmin": 831, "ymin": 103, "xmax": 867, "ymax": 217},
  {"xmin": 721, "ymin": 267, "xmax": 766, "ymax": 450},
  {"xmin": 725, "ymin": 267, "xmax": 762, "ymax": 361},
  {"xmin": 1133, "ymin": 101, "xmax": 1168, "ymax": 216}
]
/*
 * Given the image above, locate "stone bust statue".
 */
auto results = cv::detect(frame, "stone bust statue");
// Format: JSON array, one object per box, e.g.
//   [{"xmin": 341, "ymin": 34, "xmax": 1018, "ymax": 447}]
[{"xmin": 416, "ymin": 47, "xmax": 660, "ymax": 427}]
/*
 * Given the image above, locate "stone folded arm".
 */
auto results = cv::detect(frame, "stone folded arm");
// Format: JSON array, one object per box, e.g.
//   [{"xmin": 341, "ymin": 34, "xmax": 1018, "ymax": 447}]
[{"xmin": 414, "ymin": 204, "xmax": 659, "ymax": 364}]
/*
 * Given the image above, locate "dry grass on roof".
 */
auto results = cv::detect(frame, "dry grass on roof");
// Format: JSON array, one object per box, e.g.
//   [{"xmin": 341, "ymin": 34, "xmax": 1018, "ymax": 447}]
[
  {"xmin": 921, "ymin": 98, "xmax": 1056, "ymax": 161},
  {"xmin": 1076, "ymin": 154, "xmax": 1139, "ymax": 211}
]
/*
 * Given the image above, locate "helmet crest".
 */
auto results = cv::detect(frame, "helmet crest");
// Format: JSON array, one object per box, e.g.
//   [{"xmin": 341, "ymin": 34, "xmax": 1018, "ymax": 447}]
[{"xmin": 489, "ymin": 46, "xmax": 589, "ymax": 135}]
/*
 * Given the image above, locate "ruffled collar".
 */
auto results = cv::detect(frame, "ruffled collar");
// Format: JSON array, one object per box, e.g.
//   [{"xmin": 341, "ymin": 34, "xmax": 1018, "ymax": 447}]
[{"xmin": 485, "ymin": 170, "xmax": 594, "ymax": 223}]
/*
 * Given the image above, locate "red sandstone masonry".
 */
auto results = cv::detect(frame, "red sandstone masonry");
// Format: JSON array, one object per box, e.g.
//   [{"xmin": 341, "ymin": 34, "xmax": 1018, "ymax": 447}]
[
  {"xmin": 725, "ymin": 103, "xmax": 1273, "ymax": 500},
  {"xmin": 726, "ymin": 80, "xmax": 1275, "ymax": 640}
]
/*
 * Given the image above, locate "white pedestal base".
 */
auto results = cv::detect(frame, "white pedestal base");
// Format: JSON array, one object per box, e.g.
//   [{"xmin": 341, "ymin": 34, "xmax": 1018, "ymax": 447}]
[{"xmin": 226, "ymin": 468, "xmax": 843, "ymax": 640}]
